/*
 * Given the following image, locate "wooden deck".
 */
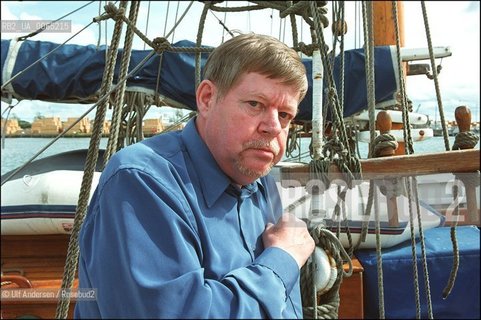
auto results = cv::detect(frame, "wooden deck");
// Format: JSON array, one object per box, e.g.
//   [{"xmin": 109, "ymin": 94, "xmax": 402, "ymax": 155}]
[{"xmin": 1, "ymin": 234, "xmax": 365, "ymax": 319}]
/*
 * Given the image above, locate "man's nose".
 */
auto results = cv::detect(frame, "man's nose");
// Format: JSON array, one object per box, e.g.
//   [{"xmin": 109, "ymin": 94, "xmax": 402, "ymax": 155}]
[{"xmin": 258, "ymin": 109, "xmax": 282, "ymax": 136}]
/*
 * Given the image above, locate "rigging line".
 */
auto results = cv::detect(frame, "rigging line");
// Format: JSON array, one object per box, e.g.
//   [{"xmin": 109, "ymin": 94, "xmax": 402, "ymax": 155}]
[
  {"xmin": 209, "ymin": 10, "xmax": 235, "ymax": 39},
  {"xmin": 278, "ymin": 15, "xmax": 282, "ymax": 40},
  {"xmin": 354, "ymin": 1, "xmax": 358, "ymax": 48},
  {"xmin": 144, "ymin": 1, "xmax": 152, "ymax": 50},
  {"xmin": 97, "ymin": 1, "xmax": 102, "ymax": 48},
  {"xmin": 0, "ymin": 49, "xmax": 157, "ymax": 187},
  {"xmin": 1, "ymin": 105, "xmax": 14, "ymax": 149},
  {"xmin": 270, "ymin": 8, "xmax": 274, "ymax": 37},
  {"xmin": 171, "ymin": 1, "xmax": 181, "ymax": 43},
  {"xmin": 17, "ymin": 0, "xmax": 96, "ymax": 41},
  {"xmin": 0, "ymin": 100, "xmax": 19, "ymax": 118},
  {"xmin": 104, "ymin": 0, "xmax": 108, "ymax": 62},
  {"xmin": 1, "ymin": 22, "xmax": 93, "ymax": 91},
  {"xmin": 163, "ymin": 1, "xmax": 170, "ymax": 36},
  {"xmin": 165, "ymin": 1, "xmax": 194, "ymax": 40},
  {"xmin": 299, "ymin": 15, "xmax": 303, "ymax": 58},
  {"xmin": 247, "ymin": 1, "xmax": 251, "ymax": 31},
  {"xmin": 222, "ymin": 1, "xmax": 228, "ymax": 42}
]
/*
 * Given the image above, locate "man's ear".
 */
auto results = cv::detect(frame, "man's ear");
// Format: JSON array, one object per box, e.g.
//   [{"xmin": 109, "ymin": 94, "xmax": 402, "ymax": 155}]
[{"xmin": 196, "ymin": 80, "xmax": 216, "ymax": 115}]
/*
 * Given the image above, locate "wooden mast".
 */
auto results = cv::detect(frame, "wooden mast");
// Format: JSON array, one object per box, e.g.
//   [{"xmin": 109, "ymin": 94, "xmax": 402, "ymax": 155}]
[
  {"xmin": 372, "ymin": 1, "xmax": 407, "ymax": 155},
  {"xmin": 373, "ymin": 1, "xmax": 405, "ymax": 47}
]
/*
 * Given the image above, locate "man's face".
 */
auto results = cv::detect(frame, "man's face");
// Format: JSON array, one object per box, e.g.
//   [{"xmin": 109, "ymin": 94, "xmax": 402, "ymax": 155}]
[{"xmin": 196, "ymin": 72, "xmax": 301, "ymax": 186}]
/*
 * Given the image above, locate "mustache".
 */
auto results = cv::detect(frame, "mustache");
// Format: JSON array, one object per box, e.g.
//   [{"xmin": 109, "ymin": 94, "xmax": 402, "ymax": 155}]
[{"xmin": 243, "ymin": 140, "xmax": 280, "ymax": 156}]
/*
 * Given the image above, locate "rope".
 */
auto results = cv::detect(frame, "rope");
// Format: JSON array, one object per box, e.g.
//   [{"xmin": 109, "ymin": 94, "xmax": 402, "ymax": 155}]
[
  {"xmin": 392, "ymin": 1, "xmax": 414, "ymax": 155},
  {"xmin": 452, "ymin": 131, "xmax": 479, "ymax": 150},
  {"xmin": 95, "ymin": 1, "xmax": 199, "ymax": 55},
  {"xmin": 392, "ymin": 3, "xmax": 436, "ymax": 318},
  {"xmin": 361, "ymin": 1, "xmax": 377, "ymax": 160},
  {"xmin": 170, "ymin": 1, "xmax": 181, "ymax": 43},
  {"xmin": 444, "ymin": 130, "xmax": 480, "ymax": 299},
  {"xmin": 1, "ymin": 103, "xmax": 18, "ymax": 149},
  {"xmin": 17, "ymin": 1, "xmax": 96, "ymax": 41},
  {"xmin": 372, "ymin": 133, "xmax": 398, "ymax": 158},
  {"xmin": 442, "ymin": 195, "xmax": 459, "ymax": 300},
  {"xmin": 104, "ymin": 1, "xmax": 140, "ymax": 167},
  {"xmin": 286, "ymin": 125, "xmax": 302, "ymax": 159},
  {"xmin": 143, "ymin": 1, "xmax": 151, "ymax": 50},
  {"xmin": 421, "ymin": 1, "xmax": 450, "ymax": 151},
  {"xmin": 405, "ymin": 177, "xmax": 424, "ymax": 318},
  {"xmin": 358, "ymin": 180, "xmax": 374, "ymax": 246},
  {"xmin": 360, "ymin": 3, "xmax": 388, "ymax": 317},
  {"xmin": 300, "ymin": 226, "xmax": 352, "ymax": 319},
  {"xmin": 55, "ymin": 2, "xmax": 129, "ymax": 318},
  {"xmin": 413, "ymin": 176, "xmax": 435, "ymax": 319}
]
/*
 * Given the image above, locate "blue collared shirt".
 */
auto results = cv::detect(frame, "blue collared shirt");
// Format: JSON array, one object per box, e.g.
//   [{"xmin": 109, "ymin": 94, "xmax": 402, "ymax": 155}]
[{"xmin": 74, "ymin": 118, "xmax": 302, "ymax": 319}]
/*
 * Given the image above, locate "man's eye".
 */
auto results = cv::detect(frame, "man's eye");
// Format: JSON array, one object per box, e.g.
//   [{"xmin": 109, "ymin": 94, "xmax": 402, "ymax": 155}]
[
  {"xmin": 279, "ymin": 112, "xmax": 293, "ymax": 121},
  {"xmin": 247, "ymin": 101, "xmax": 259, "ymax": 107},
  {"xmin": 279, "ymin": 112, "xmax": 289, "ymax": 119}
]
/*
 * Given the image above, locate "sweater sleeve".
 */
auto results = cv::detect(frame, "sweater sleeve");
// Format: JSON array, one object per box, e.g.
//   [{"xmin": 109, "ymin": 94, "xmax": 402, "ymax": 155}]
[{"xmin": 75, "ymin": 167, "xmax": 300, "ymax": 319}]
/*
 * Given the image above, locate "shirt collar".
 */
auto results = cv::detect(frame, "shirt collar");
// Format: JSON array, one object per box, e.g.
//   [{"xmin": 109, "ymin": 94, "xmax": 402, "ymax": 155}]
[{"xmin": 181, "ymin": 118, "xmax": 266, "ymax": 207}]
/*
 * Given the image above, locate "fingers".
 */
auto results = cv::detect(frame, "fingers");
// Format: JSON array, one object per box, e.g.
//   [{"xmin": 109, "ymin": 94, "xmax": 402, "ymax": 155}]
[{"xmin": 262, "ymin": 212, "xmax": 315, "ymax": 268}]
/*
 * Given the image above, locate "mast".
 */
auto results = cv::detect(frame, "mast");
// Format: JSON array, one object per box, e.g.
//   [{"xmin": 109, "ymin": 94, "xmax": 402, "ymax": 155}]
[
  {"xmin": 373, "ymin": 1, "xmax": 405, "ymax": 47},
  {"xmin": 372, "ymin": 1, "xmax": 407, "ymax": 155}
]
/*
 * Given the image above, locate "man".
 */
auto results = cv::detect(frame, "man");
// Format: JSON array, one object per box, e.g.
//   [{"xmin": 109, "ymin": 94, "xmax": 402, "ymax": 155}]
[{"xmin": 75, "ymin": 33, "xmax": 315, "ymax": 319}]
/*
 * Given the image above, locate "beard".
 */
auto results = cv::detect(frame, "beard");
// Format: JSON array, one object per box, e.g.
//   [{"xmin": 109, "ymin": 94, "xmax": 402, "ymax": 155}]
[{"xmin": 235, "ymin": 139, "xmax": 281, "ymax": 179}]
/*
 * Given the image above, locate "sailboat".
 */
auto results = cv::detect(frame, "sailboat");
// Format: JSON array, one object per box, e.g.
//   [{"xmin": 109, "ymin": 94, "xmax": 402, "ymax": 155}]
[{"xmin": 1, "ymin": 1, "xmax": 479, "ymax": 319}]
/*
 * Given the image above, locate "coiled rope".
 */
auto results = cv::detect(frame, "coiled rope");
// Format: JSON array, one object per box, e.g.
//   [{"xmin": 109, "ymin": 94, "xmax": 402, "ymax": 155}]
[{"xmin": 301, "ymin": 226, "xmax": 352, "ymax": 319}]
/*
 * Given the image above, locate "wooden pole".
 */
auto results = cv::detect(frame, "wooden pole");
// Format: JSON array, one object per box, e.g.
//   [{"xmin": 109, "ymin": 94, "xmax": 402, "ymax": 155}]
[
  {"xmin": 454, "ymin": 106, "xmax": 479, "ymax": 224},
  {"xmin": 373, "ymin": 1, "xmax": 405, "ymax": 47},
  {"xmin": 373, "ymin": 1, "xmax": 407, "ymax": 156},
  {"xmin": 376, "ymin": 111, "xmax": 399, "ymax": 227}
]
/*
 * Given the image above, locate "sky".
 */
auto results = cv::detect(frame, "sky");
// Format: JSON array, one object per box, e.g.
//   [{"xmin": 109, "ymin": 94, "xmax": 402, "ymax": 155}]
[{"xmin": 1, "ymin": 1, "xmax": 480, "ymax": 124}]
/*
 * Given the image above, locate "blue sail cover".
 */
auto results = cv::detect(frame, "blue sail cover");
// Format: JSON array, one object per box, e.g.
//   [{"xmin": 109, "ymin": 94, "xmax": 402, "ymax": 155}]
[{"xmin": 1, "ymin": 39, "xmax": 398, "ymax": 121}]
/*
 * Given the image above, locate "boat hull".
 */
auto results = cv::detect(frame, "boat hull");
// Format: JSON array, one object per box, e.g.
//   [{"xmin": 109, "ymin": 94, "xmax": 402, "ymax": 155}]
[{"xmin": 1, "ymin": 149, "xmax": 104, "ymax": 235}]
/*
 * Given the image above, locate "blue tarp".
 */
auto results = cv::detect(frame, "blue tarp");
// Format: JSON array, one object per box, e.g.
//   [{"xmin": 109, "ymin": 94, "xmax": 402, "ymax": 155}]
[
  {"xmin": 1, "ymin": 39, "xmax": 398, "ymax": 121},
  {"xmin": 356, "ymin": 225, "xmax": 480, "ymax": 319}
]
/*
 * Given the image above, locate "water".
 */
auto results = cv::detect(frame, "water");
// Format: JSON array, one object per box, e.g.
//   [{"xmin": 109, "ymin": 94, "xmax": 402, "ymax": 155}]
[
  {"xmin": 1, "ymin": 136, "xmax": 479, "ymax": 176},
  {"xmin": 1, "ymin": 137, "xmax": 109, "ymax": 176}
]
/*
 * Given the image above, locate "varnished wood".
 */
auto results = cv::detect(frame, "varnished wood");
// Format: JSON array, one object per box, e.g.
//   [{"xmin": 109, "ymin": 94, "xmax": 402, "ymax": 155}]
[
  {"xmin": 1, "ymin": 275, "xmax": 32, "ymax": 288},
  {"xmin": 373, "ymin": 1, "xmax": 407, "ymax": 156},
  {"xmin": 1, "ymin": 235, "xmax": 77, "ymax": 319},
  {"xmin": 376, "ymin": 110, "xmax": 392, "ymax": 133},
  {"xmin": 375, "ymin": 111, "xmax": 399, "ymax": 226},
  {"xmin": 0, "ymin": 279, "xmax": 78, "ymax": 319},
  {"xmin": 338, "ymin": 258, "xmax": 364, "ymax": 319},
  {"xmin": 280, "ymin": 149, "xmax": 480, "ymax": 186},
  {"xmin": 375, "ymin": 111, "xmax": 397, "ymax": 156},
  {"xmin": 373, "ymin": 1, "xmax": 405, "ymax": 47},
  {"xmin": 455, "ymin": 106, "xmax": 472, "ymax": 134},
  {"xmin": 453, "ymin": 106, "xmax": 479, "ymax": 223}
]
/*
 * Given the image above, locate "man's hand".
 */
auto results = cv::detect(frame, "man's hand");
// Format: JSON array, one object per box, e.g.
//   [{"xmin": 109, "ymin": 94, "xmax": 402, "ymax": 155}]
[{"xmin": 262, "ymin": 213, "xmax": 315, "ymax": 268}]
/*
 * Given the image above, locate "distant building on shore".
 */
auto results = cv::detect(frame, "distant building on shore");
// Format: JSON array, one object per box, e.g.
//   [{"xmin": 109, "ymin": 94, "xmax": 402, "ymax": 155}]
[
  {"xmin": 31, "ymin": 117, "xmax": 63, "ymax": 135},
  {"xmin": 63, "ymin": 117, "xmax": 91, "ymax": 135},
  {"xmin": 1, "ymin": 118, "xmax": 22, "ymax": 135},
  {"xmin": 1, "ymin": 116, "xmax": 184, "ymax": 137},
  {"xmin": 143, "ymin": 117, "xmax": 164, "ymax": 136}
]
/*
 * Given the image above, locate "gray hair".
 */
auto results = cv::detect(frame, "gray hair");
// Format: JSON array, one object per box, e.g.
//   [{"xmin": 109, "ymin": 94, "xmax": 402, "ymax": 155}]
[{"xmin": 203, "ymin": 33, "xmax": 308, "ymax": 102}]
